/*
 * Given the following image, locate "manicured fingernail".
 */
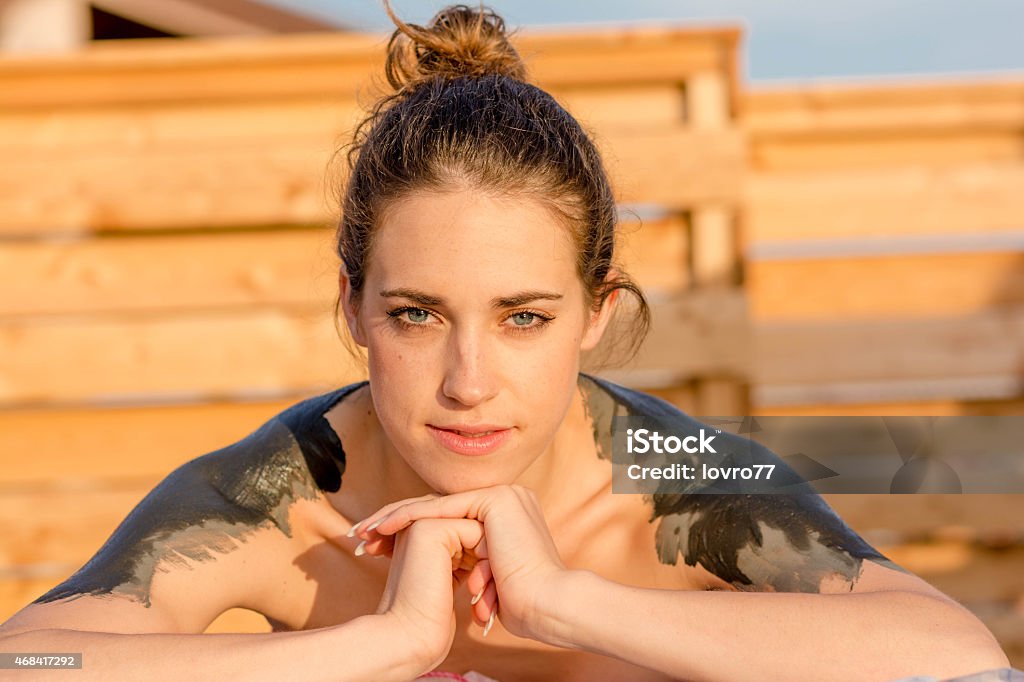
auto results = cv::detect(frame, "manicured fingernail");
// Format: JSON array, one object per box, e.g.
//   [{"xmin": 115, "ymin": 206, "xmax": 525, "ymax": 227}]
[
  {"xmin": 470, "ymin": 587, "xmax": 484, "ymax": 605},
  {"xmin": 482, "ymin": 612, "xmax": 495, "ymax": 638},
  {"xmin": 354, "ymin": 540, "xmax": 366, "ymax": 557},
  {"xmin": 346, "ymin": 523, "xmax": 360, "ymax": 538},
  {"xmin": 365, "ymin": 518, "xmax": 383, "ymax": 532}
]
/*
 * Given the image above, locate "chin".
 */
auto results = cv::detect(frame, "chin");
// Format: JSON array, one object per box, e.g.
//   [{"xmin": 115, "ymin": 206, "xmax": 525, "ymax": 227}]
[{"xmin": 422, "ymin": 468, "xmax": 519, "ymax": 495}]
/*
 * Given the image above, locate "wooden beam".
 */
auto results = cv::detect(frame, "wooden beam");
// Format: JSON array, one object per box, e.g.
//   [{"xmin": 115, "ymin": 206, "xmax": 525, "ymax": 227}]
[
  {"xmin": 0, "ymin": 307, "xmax": 366, "ymax": 406},
  {"xmin": 92, "ymin": 0, "xmax": 338, "ymax": 36},
  {"xmin": 0, "ymin": 128, "xmax": 743, "ymax": 235},
  {"xmin": 0, "ymin": 25, "xmax": 740, "ymax": 109},
  {"xmin": 748, "ymin": 251, "xmax": 1024, "ymax": 321},
  {"xmin": 0, "ymin": 218, "xmax": 694, "ymax": 318},
  {"xmin": 745, "ymin": 79, "xmax": 1024, "ymax": 136},
  {"xmin": 594, "ymin": 289, "xmax": 751, "ymax": 386},
  {"xmin": 752, "ymin": 397, "xmax": 1024, "ymax": 417},
  {"xmin": 0, "ymin": 399, "xmax": 298, "ymax": 485},
  {"xmin": 823, "ymin": 494, "xmax": 1024, "ymax": 538},
  {"xmin": 753, "ymin": 307, "xmax": 1024, "ymax": 389},
  {"xmin": 0, "ymin": 0, "xmax": 89, "ymax": 53},
  {"xmin": 0, "ymin": 229, "xmax": 339, "ymax": 317},
  {"xmin": 747, "ymin": 163, "xmax": 1024, "ymax": 241},
  {"xmin": 690, "ymin": 207, "xmax": 738, "ymax": 287}
]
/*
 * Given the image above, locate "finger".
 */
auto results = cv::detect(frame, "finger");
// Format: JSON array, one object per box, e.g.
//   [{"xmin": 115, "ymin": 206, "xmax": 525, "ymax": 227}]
[
  {"xmin": 473, "ymin": 581, "xmax": 498, "ymax": 627},
  {"xmin": 357, "ymin": 534, "xmax": 394, "ymax": 558},
  {"xmin": 406, "ymin": 518, "xmax": 486, "ymax": 561},
  {"xmin": 348, "ymin": 493, "xmax": 441, "ymax": 537},
  {"xmin": 466, "ymin": 559, "xmax": 493, "ymax": 601},
  {"xmin": 369, "ymin": 488, "xmax": 502, "ymax": 536}
]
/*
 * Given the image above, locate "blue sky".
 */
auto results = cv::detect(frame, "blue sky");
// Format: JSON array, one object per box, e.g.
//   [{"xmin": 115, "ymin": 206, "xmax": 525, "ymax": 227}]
[{"xmin": 268, "ymin": 0, "xmax": 1024, "ymax": 83}]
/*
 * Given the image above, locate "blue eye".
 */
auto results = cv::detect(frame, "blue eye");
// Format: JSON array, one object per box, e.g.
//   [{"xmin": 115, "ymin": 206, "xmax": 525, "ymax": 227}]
[
  {"xmin": 386, "ymin": 307, "xmax": 432, "ymax": 329},
  {"xmin": 405, "ymin": 308, "xmax": 429, "ymax": 324},
  {"xmin": 511, "ymin": 312, "xmax": 536, "ymax": 326}
]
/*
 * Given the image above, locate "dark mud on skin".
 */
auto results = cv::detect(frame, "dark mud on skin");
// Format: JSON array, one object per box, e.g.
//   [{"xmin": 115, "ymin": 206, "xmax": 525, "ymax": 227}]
[
  {"xmin": 35, "ymin": 382, "xmax": 367, "ymax": 606},
  {"xmin": 576, "ymin": 372, "xmax": 905, "ymax": 592}
]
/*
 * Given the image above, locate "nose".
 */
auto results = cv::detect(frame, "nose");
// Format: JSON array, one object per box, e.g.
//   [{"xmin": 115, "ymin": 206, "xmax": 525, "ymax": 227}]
[{"xmin": 441, "ymin": 325, "xmax": 498, "ymax": 407}]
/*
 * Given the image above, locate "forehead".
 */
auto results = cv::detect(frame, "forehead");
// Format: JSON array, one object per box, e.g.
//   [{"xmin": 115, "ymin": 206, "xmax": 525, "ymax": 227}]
[{"xmin": 369, "ymin": 189, "xmax": 579, "ymax": 293}]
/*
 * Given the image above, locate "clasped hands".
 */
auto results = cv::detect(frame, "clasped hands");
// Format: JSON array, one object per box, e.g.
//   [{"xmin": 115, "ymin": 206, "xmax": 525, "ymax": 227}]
[{"xmin": 347, "ymin": 484, "xmax": 573, "ymax": 666}]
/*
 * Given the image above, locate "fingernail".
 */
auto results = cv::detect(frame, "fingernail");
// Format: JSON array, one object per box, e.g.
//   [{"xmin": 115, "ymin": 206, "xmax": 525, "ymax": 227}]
[
  {"xmin": 470, "ymin": 587, "xmax": 484, "ymax": 605},
  {"xmin": 346, "ymin": 523, "xmax": 360, "ymax": 538},
  {"xmin": 482, "ymin": 612, "xmax": 495, "ymax": 638},
  {"xmin": 354, "ymin": 540, "xmax": 366, "ymax": 557},
  {"xmin": 365, "ymin": 518, "xmax": 383, "ymax": 532}
]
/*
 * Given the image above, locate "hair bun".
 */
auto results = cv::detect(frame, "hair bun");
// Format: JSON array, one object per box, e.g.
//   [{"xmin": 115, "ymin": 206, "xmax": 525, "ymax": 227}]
[{"xmin": 383, "ymin": 2, "xmax": 527, "ymax": 93}]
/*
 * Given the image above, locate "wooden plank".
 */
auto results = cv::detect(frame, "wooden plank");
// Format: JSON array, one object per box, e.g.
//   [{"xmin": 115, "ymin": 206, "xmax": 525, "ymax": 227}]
[
  {"xmin": 690, "ymin": 207, "xmax": 737, "ymax": 287},
  {"xmin": 686, "ymin": 71, "xmax": 731, "ymax": 128},
  {"xmin": 745, "ymin": 79, "xmax": 1024, "ymax": 135},
  {"xmin": 751, "ymin": 131, "xmax": 1024, "ymax": 173},
  {"xmin": 0, "ymin": 307, "xmax": 366, "ymax": 406},
  {"xmin": 748, "ymin": 251, "xmax": 1024, "ymax": 321},
  {"xmin": 0, "ymin": 0, "xmax": 89, "ymax": 53},
  {"xmin": 0, "ymin": 399, "xmax": 297, "ymax": 485},
  {"xmin": 0, "ymin": 128, "xmax": 743, "ymax": 235},
  {"xmin": 747, "ymin": 163, "xmax": 1024, "ymax": 241},
  {"xmin": 0, "ymin": 486, "xmax": 148, "ymax": 568},
  {"xmin": 0, "ymin": 27, "xmax": 739, "ymax": 109},
  {"xmin": 753, "ymin": 307, "xmax": 1024, "ymax": 388},
  {"xmin": 755, "ymin": 377, "xmax": 1024, "ymax": 408},
  {"xmin": 0, "ymin": 229, "xmax": 339, "ymax": 317},
  {"xmin": 617, "ymin": 214, "xmax": 690, "ymax": 295},
  {"xmin": 0, "ymin": 97, "xmax": 363, "ymax": 155},
  {"xmin": 0, "ymin": 137, "xmax": 336, "ymax": 234},
  {"xmin": 595, "ymin": 289, "xmax": 751, "ymax": 387},
  {"xmin": 522, "ymin": 27, "xmax": 738, "ymax": 88},
  {"xmin": 694, "ymin": 378, "xmax": 747, "ymax": 416},
  {"xmin": 753, "ymin": 397, "xmax": 1024, "ymax": 416},
  {"xmin": 607, "ymin": 129, "xmax": 744, "ymax": 208},
  {"xmin": 823, "ymin": 495, "xmax": 1024, "ymax": 538},
  {"xmin": 555, "ymin": 84, "xmax": 685, "ymax": 130}
]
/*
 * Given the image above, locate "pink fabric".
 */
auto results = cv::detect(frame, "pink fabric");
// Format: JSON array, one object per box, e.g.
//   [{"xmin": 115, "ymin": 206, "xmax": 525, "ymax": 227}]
[{"xmin": 416, "ymin": 671, "xmax": 499, "ymax": 682}]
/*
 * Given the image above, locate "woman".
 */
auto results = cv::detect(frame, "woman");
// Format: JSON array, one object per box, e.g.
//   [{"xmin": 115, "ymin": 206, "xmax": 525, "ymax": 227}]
[{"xmin": 0, "ymin": 4, "xmax": 1010, "ymax": 680}]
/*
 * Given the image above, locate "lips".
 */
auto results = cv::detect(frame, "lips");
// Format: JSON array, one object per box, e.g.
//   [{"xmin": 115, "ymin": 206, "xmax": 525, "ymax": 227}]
[{"xmin": 427, "ymin": 424, "xmax": 514, "ymax": 456}]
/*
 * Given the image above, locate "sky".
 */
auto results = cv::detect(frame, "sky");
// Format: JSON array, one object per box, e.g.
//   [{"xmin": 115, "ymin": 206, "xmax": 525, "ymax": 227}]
[{"xmin": 267, "ymin": 0, "xmax": 1024, "ymax": 84}]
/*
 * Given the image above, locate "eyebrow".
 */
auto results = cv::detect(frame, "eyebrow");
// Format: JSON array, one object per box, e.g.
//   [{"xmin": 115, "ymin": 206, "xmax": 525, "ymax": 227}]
[{"xmin": 379, "ymin": 287, "xmax": 563, "ymax": 309}]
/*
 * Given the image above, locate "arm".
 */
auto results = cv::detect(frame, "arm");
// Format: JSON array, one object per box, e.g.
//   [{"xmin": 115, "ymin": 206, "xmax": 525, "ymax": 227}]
[
  {"xmin": 535, "ymin": 564, "xmax": 1009, "ymax": 682},
  {"xmin": 356, "ymin": 486, "xmax": 1011, "ymax": 681},
  {"xmin": 0, "ymin": 420, "xmax": 451, "ymax": 681},
  {"xmin": 0, "ymin": 615, "xmax": 425, "ymax": 682}
]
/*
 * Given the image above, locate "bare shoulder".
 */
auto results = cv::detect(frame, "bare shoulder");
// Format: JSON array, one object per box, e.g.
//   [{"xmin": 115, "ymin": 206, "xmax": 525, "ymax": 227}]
[{"xmin": 1, "ymin": 386, "xmax": 357, "ymax": 635}]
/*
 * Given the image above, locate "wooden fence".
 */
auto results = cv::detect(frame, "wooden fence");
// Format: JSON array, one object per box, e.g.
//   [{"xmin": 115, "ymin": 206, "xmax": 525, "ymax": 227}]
[
  {"xmin": 742, "ymin": 78, "xmax": 1024, "ymax": 664},
  {"xmin": 0, "ymin": 27, "xmax": 1021, "ymax": 660}
]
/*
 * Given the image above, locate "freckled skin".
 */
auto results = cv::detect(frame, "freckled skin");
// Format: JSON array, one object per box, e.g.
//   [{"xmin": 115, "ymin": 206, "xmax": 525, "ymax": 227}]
[{"xmin": 39, "ymin": 373, "xmax": 898, "ymax": 607}]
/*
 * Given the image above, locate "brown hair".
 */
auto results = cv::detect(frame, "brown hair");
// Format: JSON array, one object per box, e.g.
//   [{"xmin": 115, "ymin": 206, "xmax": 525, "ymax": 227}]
[{"xmin": 333, "ymin": 2, "xmax": 650, "ymax": 365}]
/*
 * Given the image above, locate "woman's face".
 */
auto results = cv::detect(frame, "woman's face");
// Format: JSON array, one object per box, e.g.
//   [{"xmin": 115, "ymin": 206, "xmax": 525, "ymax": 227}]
[{"xmin": 341, "ymin": 188, "xmax": 613, "ymax": 493}]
